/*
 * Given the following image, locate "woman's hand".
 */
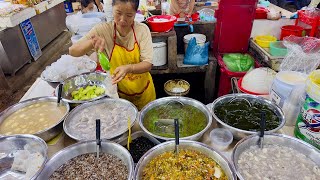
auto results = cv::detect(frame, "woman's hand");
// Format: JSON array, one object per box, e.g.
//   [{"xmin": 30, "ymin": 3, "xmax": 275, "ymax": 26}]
[
  {"xmin": 91, "ymin": 35, "xmax": 105, "ymax": 52},
  {"xmin": 97, "ymin": 3, "xmax": 104, "ymax": 12},
  {"xmin": 111, "ymin": 65, "xmax": 132, "ymax": 84}
]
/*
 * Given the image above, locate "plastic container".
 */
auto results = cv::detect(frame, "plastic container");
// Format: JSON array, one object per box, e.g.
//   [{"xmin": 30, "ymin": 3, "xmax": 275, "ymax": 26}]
[
  {"xmin": 146, "ymin": 15, "xmax": 177, "ymax": 32},
  {"xmin": 270, "ymin": 71, "xmax": 307, "ymax": 108},
  {"xmin": 198, "ymin": 8, "xmax": 215, "ymax": 22},
  {"xmin": 295, "ymin": 10, "xmax": 320, "ymax": 37},
  {"xmin": 152, "ymin": 42, "xmax": 167, "ymax": 66},
  {"xmin": 254, "ymin": 35, "xmax": 277, "ymax": 48},
  {"xmin": 280, "ymin": 25, "xmax": 304, "ymax": 40},
  {"xmin": 255, "ymin": 8, "xmax": 268, "ymax": 19},
  {"xmin": 269, "ymin": 41, "xmax": 288, "ymax": 57},
  {"xmin": 191, "ymin": 12, "xmax": 199, "ymax": 21},
  {"xmin": 238, "ymin": 78, "xmax": 269, "ymax": 99},
  {"xmin": 295, "ymin": 70, "xmax": 320, "ymax": 149},
  {"xmin": 183, "ymin": 33, "xmax": 206, "ymax": 53},
  {"xmin": 217, "ymin": 53, "xmax": 260, "ymax": 97},
  {"xmin": 209, "ymin": 128, "xmax": 233, "ymax": 150},
  {"xmin": 259, "ymin": 0, "xmax": 270, "ymax": 8}
]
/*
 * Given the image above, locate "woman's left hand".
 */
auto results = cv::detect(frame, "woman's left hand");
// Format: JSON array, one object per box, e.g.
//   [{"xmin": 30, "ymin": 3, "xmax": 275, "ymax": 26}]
[{"xmin": 112, "ymin": 65, "xmax": 132, "ymax": 84}]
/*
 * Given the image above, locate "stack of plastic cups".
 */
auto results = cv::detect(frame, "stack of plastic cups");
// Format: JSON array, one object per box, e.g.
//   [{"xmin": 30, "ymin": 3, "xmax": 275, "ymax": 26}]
[{"xmin": 103, "ymin": 0, "xmax": 113, "ymax": 22}]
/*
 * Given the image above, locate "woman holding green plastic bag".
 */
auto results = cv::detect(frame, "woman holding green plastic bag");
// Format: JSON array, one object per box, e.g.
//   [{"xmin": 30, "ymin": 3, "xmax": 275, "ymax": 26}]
[{"xmin": 69, "ymin": 0, "xmax": 156, "ymax": 110}]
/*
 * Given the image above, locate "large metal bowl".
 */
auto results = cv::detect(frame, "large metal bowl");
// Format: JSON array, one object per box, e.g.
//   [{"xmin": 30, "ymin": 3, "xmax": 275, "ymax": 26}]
[
  {"xmin": 139, "ymin": 97, "xmax": 212, "ymax": 141},
  {"xmin": 36, "ymin": 140, "xmax": 134, "ymax": 179},
  {"xmin": 54, "ymin": 72, "xmax": 113, "ymax": 104},
  {"xmin": 232, "ymin": 133, "xmax": 320, "ymax": 180},
  {"xmin": 0, "ymin": 96, "xmax": 70, "ymax": 141},
  {"xmin": 211, "ymin": 94, "xmax": 285, "ymax": 140},
  {"xmin": 0, "ymin": 134, "xmax": 48, "ymax": 180},
  {"xmin": 134, "ymin": 140, "xmax": 237, "ymax": 179},
  {"xmin": 64, "ymin": 98, "xmax": 138, "ymax": 141}
]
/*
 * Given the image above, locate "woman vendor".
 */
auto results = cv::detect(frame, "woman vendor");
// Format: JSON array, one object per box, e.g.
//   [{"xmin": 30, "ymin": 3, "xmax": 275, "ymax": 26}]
[
  {"xmin": 170, "ymin": 0, "xmax": 195, "ymax": 18},
  {"xmin": 69, "ymin": 0, "xmax": 156, "ymax": 110}
]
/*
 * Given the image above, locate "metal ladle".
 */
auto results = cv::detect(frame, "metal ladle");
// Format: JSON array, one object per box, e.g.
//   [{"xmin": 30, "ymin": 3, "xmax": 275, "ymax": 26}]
[
  {"xmin": 259, "ymin": 111, "xmax": 266, "ymax": 149},
  {"xmin": 174, "ymin": 119, "xmax": 179, "ymax": 157},
  {"xmin": 57, "ymin": 83, "xmax": 63, "ymax": 105},
  {"xmin": 96, "ymin": 119, "xmax": 101, "ymax": 158}
]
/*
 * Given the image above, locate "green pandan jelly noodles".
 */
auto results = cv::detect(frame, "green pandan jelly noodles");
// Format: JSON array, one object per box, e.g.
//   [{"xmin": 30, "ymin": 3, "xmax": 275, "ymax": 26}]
[
  {"xmin": 214, "ymin": 99, "xmax": 281, "ymax": 131},
  {"xmin": 143, "ymin": 104, "xmax": 207, "ymax": 138}
]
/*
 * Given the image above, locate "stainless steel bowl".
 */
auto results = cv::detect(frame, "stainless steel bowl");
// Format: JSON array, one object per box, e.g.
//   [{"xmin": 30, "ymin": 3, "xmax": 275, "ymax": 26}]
[
  {"xmin": 211, "ymin": 94, "xmax": 285, "ymax": 140},
  {"xmin": 0, "ymin": 96, "xmax": 70, "ymax": 141},
  {"xmin": 232, "ymin": 133, "xmax": 320, "ymax": 180},
  {"xmin": 36, "ymin": 140, "xmax": 134, "ymax": 179},
  {"xmin": 64, "ymin": 98, "xmax": 138, "ymax": 141},
  {"xmin": 134, "ymin": 140, "xmax": 237, "ymax": 180},
  {"xmin": 0, "ymin": 134, "xmax": 48, "ymax": 180},
  {"xmin": 54, "ymin": 72, "xmax": 112, "ymax": 104},
  {"xmin": 139, "ymin": 97, "xmax": 212, "ymax": 141}
]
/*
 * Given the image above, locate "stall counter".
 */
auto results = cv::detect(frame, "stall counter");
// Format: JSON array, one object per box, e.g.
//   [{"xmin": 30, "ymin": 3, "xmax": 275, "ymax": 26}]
[{"xmin": 19, "ymin": 78, "xmax": 296, "ymax": 162}]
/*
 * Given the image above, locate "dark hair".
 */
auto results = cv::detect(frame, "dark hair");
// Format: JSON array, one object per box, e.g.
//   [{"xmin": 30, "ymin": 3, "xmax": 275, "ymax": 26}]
[
  {"xmin": 112, "ymin": 0, "xmax": 139, "ymax": 11},
  {"xmin": 81, "ymin": 0, "xmax": 94, "ymax": 8}
]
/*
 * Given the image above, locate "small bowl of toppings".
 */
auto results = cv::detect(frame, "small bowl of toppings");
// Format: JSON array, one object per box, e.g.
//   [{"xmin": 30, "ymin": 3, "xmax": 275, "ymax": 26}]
[
  {"xmin": 0, "ymin": 135, "xmax": 48, "ymax": 180},
  {"xmin": 117, "ymin": 131, "xmax": 161, "ymax": 163},
  {"xmin": 36, "ymin": 140, "xmax": 134, "ymax": 180},
  {"xmin": 164, "ymin": 79, "xmax": 190, "ymax": 96},
  {"xmin": 64, "ymin": 98, "xmax": 138, "ymax": 141},
  {"xmin": 232, "ymin": 133, "xmax": 320, "ymax": 180},
  {"xmin": 134, "ymin": 140, "xmax": 237, "ymax": 179}
]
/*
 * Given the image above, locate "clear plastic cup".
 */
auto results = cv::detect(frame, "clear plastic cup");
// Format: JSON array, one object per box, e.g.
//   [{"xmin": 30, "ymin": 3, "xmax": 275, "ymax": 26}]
[{"xmin": 209, "ymin": 128, "xmax": 233, "ymax": 150}]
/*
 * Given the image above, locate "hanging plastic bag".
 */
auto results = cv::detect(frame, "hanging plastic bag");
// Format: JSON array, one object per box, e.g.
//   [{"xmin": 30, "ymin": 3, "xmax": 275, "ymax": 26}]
[
  {"xmin": 280, "ymin": 36, "xmax": 320, "ymax": 75},
  {"xmin": 183, "ymin": 37, "xmax": 209, "ymax": 65},
  {"xmin": 223, "ymin": 53, "xmax": 254, "ymax": 72}
]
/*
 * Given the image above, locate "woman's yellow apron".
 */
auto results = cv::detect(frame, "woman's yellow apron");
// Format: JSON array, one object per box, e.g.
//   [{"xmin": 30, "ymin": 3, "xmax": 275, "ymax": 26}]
[{"xmin": 109, "ymin": 25, "xmax": 156, "ymax": 110}]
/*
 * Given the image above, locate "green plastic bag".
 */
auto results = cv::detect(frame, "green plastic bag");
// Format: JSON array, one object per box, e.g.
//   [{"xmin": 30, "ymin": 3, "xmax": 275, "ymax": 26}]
[{"xmin": 223, "ymin": 53, "xmax": 254, "ymax": 72}]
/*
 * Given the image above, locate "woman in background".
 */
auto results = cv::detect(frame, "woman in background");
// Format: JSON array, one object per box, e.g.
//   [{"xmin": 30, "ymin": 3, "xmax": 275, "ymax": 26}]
[
  {"xmin": 170, "ymin": 0, "xmax": 195, "ymax": 18},
  {"xmin": 81, "ymin": 0, "xmax": 99, "ymax": 13}
]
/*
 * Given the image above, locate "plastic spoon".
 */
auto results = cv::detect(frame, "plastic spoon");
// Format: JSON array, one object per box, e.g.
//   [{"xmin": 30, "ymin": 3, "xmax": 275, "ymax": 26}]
[
  {"xmin": 57, "ymin": 83, "xmax": 63, "ymax": 105},
  {"xmin": 174, "ymin": 119, "xmax": 179, "ymax": 157},
  {"xmin": 96, "ymin": 119, "xmax": 101, "ymax": 158},
  {"xmin": 259, "ymin": 111, "xmax": 266, "ymax": 149},
  {"xmin": 98, "ymin": 52, "xmax": 110, "ymax": 71}
]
